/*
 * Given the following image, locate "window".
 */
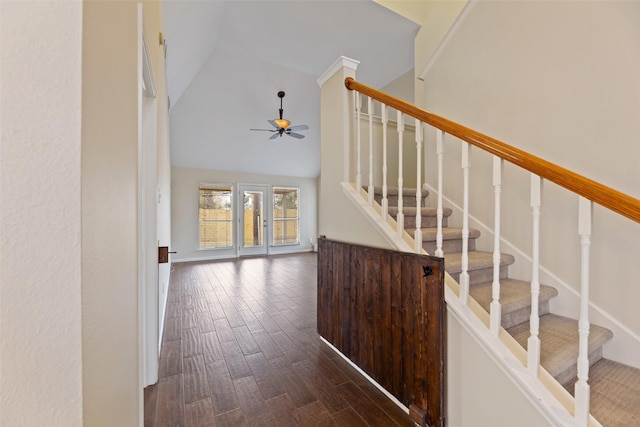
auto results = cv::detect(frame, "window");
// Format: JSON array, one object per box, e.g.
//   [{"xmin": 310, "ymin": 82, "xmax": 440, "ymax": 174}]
[
  {"xmin": 199, "ymin": 184, "xmax": 233, "ymax": 249},
  {"xmin": 273, "ymin": 187, "xmax": 299, "ymax": 245}
]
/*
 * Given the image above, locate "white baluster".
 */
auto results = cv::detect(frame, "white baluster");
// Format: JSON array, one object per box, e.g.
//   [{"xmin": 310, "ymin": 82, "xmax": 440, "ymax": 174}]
[
  {"xmin": 528, "ymin": 174, "xmax": 542, "ymax": 376},
  {"xmin": 435, "ymin": 130, "xmax": 444, "ymax": 258},
  {"xmin": 459, "ymin": 142, "xmax": 470, "ymax": 303},
  {"xmin": 575, "ymin": 197, "xmax": 592, "ymax": 426},
  {"xmin": 396, "ymin": 112, "xmax": 405, "ymax": 238},
  {"xmin": 490, "ymin": 156, "xmax": 503, "ymax": 336},
  {"xmin": 355, "ymin": 91, "xmax": 361, "ymax": 191},
  {"xmin": 381, "ymin": 104, "xmax": 388, "ymax": 220},
  {"xmin": 368, "ymin": 96, "xmax": 374, "ymax": 206},
  {"xmin": 423, "ymin": 128, "xmax": 428, "ymax": 195},
  {"xmin": 414, "ymin": 120, "xmax": 423, "ymax": 254}
]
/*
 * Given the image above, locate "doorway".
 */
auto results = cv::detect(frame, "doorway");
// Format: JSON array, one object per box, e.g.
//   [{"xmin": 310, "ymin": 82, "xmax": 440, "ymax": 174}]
[{"xmin": 238, "ymin": 184, "xmax": 269, "ymax": 257}]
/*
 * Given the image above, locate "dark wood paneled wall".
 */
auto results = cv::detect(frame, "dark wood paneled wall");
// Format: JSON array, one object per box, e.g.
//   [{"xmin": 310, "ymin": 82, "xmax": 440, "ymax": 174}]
[{"xmin": 317, "ymin": 237, "xmax": 446, "ymax": 427}]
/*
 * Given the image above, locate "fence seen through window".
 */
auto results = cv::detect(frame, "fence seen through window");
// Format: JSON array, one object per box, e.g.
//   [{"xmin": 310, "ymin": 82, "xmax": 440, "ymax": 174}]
[
  {"xmin": 273, "ymin": 187, "xmax": 299, "ymax": 245},
  {"xmin": 199, "ymin": 184, "xmax": 233, "ymax": 249}
]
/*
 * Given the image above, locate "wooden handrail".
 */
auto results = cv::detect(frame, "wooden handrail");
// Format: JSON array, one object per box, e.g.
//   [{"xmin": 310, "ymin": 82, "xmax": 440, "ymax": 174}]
[{"xmin": 345, "ymin": 77, "xmax": 640, "ymax": 224}]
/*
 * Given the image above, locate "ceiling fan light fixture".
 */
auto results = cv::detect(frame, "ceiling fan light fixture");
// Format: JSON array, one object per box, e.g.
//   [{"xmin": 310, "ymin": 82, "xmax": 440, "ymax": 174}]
[
  {"xmin": 249, "ymin": 90, "xmax": 308, "ymax": 139},
  {"xmin": 274, "ymin": 118, "xmax": 290, "ymax": 129}
]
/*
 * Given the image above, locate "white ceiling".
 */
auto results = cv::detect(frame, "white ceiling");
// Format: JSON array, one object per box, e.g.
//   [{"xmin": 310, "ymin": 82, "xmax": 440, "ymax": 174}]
[{"xmin": 162, "ymin": 0, "xmax": 419, "ymax": 178}]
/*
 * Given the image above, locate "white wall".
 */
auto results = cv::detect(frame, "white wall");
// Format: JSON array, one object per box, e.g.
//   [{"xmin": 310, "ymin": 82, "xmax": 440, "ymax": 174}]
[
  {"xmin": 421, "ymin": 0, "xmax": 640, "ymax": 365},
  {"xmin": 0, "ymin": 2, "xmax": 84, "ymax": 425},
  {"xmin": 82, "ymin": 2, "xmax": 141, "ymax": 425},
  {"xmin": 381, "ymin": 68, "xmax": 415, "ymax": 105},
  {"xmin": 172, "ymin": 166, "xmax": 317, "ymax": 262},
  {"xmin": 447, "ymin": 312, "xmax": 553, "ymax": 427},
  {"xmin": 375, "ymin": 0, "xmax": 468, "ymax": 109}
]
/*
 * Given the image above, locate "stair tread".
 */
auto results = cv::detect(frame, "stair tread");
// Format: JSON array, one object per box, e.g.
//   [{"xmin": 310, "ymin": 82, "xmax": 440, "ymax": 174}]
[
  {"xmin": 469, "ymin": 279, "xmax": 559, "ymax": 315},
  {"xmin": 443, "ymin": 251, "xmax": 515, "ymax": 273},
  {"xmin": 506, "ymin": 314, "xmax": 614, "ymax": 379},
  {"xmin": 565, "ymin": 359, "xmax": 640, "ymax": 426}
]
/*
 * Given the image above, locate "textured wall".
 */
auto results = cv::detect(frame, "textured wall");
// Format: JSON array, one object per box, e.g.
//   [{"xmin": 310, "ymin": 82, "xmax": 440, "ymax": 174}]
[{"xmin": 0, "ymin": 1, "xmax": 84, "ymax": 425}]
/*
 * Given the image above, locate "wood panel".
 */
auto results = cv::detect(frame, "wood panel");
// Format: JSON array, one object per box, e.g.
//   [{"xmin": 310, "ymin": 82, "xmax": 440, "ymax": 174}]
[{"xmin": 317, "ymin": 237, "xmax": 446, "ymax": 427}]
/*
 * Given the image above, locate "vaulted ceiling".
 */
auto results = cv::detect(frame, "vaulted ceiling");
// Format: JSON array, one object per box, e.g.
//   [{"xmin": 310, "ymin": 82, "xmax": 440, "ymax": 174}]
[{"xmin": 162, "ymin": 0, "xmax": 419, "ymax": 178}]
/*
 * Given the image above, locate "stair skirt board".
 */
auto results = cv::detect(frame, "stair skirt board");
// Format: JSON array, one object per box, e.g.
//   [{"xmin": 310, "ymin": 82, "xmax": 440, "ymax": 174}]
[{"xmin": 345, "ymin": 184, "xmax": 640, "ymax": 427}]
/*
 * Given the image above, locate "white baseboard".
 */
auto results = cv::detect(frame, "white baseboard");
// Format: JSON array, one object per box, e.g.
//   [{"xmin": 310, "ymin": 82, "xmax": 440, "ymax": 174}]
[{"xmin": 172, "ymin": 247, "xmax": 313, "ymax": 264}]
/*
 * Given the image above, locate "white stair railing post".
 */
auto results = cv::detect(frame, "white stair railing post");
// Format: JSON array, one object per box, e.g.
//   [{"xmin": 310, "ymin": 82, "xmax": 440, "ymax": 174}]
[
  {"xmin": 528, "ymin": 174, "xmax": 542, "ymax": 376},
  {"xmin": 367, "ymin": 96, "xmax": 374, "ymax": 206},
  {"xmin": 490, "ymin": 156, "xmax": 503, "ymax": 336},
  {"xmin": 575, "ymin": 196, "xmax": 592, "ymax": 426},
  {"xmin": 459, "ymin": 142, "xmax": 470, "ymax": 303},
  {"xmin": 381, "ymin": 104, "xmax": 388, "ymax": 220},
  {"xmin": 422, "ymin": 124, "xmax": 428, "ymax": 196},
  {"xmin": 355, "ymin": 91, "xmax": 362, "ymax": 191},
  {"xmin": 435, "ymin": 130, "xmax": 444, "ymax": 258},
  {"xmin": 414, "ymin": 120, "xmax": 423, "ymax": 254},
  {"xmin": 396, "ymin": 112, "xmax": 405, "ymax": 238}
]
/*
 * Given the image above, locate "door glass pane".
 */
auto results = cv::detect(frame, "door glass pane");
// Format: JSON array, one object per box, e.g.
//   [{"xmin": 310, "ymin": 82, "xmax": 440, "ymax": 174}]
[{"xmin": 243, "ymin": 191, "xmax": 263, "ymax": 248}]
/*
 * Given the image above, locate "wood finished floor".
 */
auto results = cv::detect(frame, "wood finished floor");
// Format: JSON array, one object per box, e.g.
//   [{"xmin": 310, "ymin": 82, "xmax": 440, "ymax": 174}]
[{"xmin": 144, "ymin": 253, "xmax": 415, "ymax": 427}]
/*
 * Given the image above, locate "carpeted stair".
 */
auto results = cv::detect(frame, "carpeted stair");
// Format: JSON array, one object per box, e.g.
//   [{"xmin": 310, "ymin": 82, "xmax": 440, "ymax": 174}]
[{"xmin": 373, "ymin": 186, "xmax": 640, "ymax": 426}]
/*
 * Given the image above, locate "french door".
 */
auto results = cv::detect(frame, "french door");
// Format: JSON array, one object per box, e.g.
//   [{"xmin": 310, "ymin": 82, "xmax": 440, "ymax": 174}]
[{"xmin": 238, "ymin": 184, "xmax": 268, "ymax": 257}]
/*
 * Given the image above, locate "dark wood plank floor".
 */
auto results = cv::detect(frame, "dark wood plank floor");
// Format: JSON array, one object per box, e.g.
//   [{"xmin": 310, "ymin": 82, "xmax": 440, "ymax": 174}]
[{"xmin": 144, "ymin": 253, "xmax": 415, "ymax": 427}]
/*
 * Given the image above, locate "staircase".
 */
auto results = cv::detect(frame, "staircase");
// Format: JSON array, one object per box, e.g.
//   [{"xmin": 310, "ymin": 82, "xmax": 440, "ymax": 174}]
[{"xmin": 376, "ymin": 187, "xmax": 640, "ymax": 427}]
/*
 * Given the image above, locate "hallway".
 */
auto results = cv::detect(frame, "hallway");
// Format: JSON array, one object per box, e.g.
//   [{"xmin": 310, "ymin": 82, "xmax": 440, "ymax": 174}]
[{"xmin": 144, "ymin": 253, "xmax": 415, "ymax": 426}]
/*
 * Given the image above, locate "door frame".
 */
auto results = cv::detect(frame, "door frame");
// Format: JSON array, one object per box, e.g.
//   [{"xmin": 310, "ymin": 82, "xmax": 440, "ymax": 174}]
[
  {"xmin": 138, "ymin": 8, "xmax": 159, "ymax": 389},
  {"xmin": 238, "ymin": 184, "xmax": 269, "ymax": 257}
]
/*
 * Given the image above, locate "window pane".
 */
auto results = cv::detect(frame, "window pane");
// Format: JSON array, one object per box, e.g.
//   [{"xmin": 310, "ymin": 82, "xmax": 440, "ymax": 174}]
[
  {"xmin": 199, "ymin": 185, "xmax": 233, "ymax": 248},
  {"xmin": 273, "ymin": 187, "xmax": 299, "ymax": 245}
]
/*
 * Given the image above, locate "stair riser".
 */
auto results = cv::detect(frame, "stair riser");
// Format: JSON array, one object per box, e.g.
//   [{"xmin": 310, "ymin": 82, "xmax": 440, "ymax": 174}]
[
  {"xmin": 501, "ymin": 301, "xmax": 551, "ymax": 330},
  {"xmin": 379, "ymin": 195, "xmax": 426, "ymax": 208},
  {"xmin": 423, "ymin": 239, "xmax": 476, "ymax": 254},
  {"xmin": 449, "ymin": 265, "xmax": 509, "ymax": 286},
  {"xmin": 401, "ymin": 216, "xmax": 448, "ymax": 229},
  {"xmin": 558, "ymin": 348, "xmax": 603, "ymax": 389}
]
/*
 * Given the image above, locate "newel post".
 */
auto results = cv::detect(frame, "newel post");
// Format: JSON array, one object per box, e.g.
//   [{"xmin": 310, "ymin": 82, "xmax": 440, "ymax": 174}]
[
  {"xmin": 317, "ymin": 56, "xmax": 360, "ymax": 184},
  {"xmin": 317, "ymin": 56, "xmax": 360, "ymax": 236}
]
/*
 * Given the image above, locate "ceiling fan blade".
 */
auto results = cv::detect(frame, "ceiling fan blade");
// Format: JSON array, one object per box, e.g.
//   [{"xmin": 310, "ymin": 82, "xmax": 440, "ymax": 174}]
[
  {"xmin": 250, "ymin": 128, "xmax": 276, "ymax": 132},
  {"xmin": 288, "ymin": 124, "xmax": 308, "ymax": 131},
  {"xmin": 287, "ymin": 132, "xmax": 305, "ymax": 139},
  {"xmin": 268, "ymin": 120, "xmax": 279, "ymax": 129},
  {"xmin": 269, "ymin": 133, "xmax": 280, "ymax": 140}
]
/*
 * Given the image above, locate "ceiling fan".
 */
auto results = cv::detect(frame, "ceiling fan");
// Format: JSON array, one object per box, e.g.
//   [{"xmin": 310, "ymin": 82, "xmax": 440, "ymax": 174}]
[{"xmin": 250, "ymin": 91, "xmax": 308, "ymax": 140}]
